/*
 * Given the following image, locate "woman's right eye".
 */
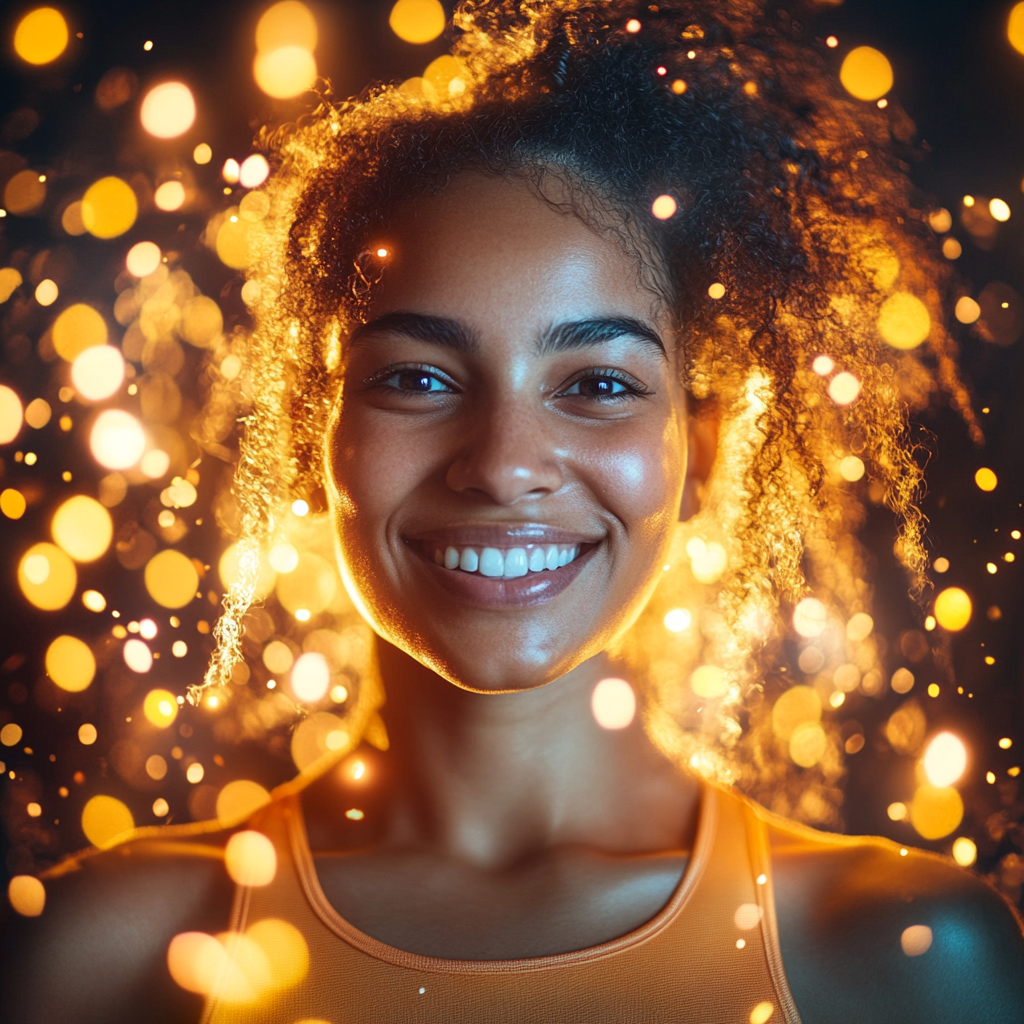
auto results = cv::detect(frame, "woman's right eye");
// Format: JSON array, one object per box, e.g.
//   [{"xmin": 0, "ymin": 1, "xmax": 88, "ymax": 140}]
[{"xmin": 367, "ymin": 366, "xmax": 454, "ymax": 394}]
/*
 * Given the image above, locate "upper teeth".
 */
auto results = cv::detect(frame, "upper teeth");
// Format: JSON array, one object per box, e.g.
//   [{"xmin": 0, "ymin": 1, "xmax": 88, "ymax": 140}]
[{"xmin": 432, "ymin": 544, "xmax": 580, "ymax": 577}]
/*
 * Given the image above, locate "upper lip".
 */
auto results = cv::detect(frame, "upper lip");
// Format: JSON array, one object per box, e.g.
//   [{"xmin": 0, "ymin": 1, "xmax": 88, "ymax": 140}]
[{"xmin": 403, "ymin": 523, "xmax": 602, "ymax": 548}]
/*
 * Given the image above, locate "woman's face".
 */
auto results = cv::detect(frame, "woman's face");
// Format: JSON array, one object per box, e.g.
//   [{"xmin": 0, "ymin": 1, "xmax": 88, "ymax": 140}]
[{"xmin": 328, "ymin": 173, "xmax": 687, "ymax": 692}]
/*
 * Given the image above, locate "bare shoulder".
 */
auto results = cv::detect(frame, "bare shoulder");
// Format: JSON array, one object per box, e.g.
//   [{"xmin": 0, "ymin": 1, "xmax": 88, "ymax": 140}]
[
  {"xmin": 1, "ymin": 832, "xmax": 235, "ymax": 1024},
  {"xmin": 766, "ymin": 815, "xmax": 1024, "ymax": 1024}
]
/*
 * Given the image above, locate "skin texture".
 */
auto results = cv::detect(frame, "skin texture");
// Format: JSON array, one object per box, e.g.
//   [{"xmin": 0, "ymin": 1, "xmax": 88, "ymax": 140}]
[{"xmin": 2, "ymin": 173, "xmax": 1022, "ymax": 1024}]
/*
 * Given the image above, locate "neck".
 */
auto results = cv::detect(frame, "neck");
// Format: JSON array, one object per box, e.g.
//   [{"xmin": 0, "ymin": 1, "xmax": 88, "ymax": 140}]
[{"xmin": 372, "ymin": 640, "xmax": 700, "ymax": 868}]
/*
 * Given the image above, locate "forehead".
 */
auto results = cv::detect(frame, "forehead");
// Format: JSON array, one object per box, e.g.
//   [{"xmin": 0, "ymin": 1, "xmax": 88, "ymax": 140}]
[{"xmin": 367, "ymin": 172, "xmax": 670, "ymax": 330}]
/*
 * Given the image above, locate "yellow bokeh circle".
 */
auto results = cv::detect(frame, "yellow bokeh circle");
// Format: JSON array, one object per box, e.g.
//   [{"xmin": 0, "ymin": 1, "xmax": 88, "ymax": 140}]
[
  {"xmin": 389, "ymin": 0, "xmax": 445, "ymax": 44},
  {"xmin": 14, "ymin": 8, "xmax": 68, "ymax": 65},
  {"xmin": 877, "ymin": 292, "xmax": 930, "ymax": 350},
  {"xmin": 934, "ymin": 587, "xmax": 971, "ymax": 632},
  {"xmin": 52, "ymin": 303, "xmax": 107, "ymax": 361},
  {"xmin": 0, "ymin": 385, "xmax": 23, "ymax": 443},
  {"xmin": 1009, "ymin": 2, "xmax": 1024, "ymax": 56},
  {"xmin": 910, "ymin": 784, "xmax": 963, "ymax": 840},
  {"xmin": 18, "ymin": 542, "xmax": 77, "ymax": 610},
  {"xmin": 81, "ymin": 177, "xmax": 138, "ymax": 239},
  {"xmin": 143, "ymin": 688, "xmax": 179, "ymax": 728},
  {"xmin": 81, "ymin": 794, "xmax": 135, "ymax": 849},
  {"xmin": 253, "ymin": 46, "xmax": 317, "ymax": 99},
  {"xmin": 256, "ymin": 1, "xmax": 317, "ymax": 52},
  {"xmin": 974, "ymin": 467, "xmax": 997, "ymax": 492},
  {"xmin": 45, "ymin": 635, "xmax": 95, "ymax": 692},
  {"xmin": 216, "ymin": 780, "xmax": 272, "ymax": 827},
  {"xmin": 144, "ymin": 549, "xmax": 199, "ymax": 608},
  {"xmin": 8, "ymin": 875, "xmax": 46, "ymax": 917},
  {"xmin": 52, "ymin": 495, "xmax": 113, "ymax": 562},
  {"xmin": 839, "ymin": 46, "xmax": 893, "ymax": 101}
]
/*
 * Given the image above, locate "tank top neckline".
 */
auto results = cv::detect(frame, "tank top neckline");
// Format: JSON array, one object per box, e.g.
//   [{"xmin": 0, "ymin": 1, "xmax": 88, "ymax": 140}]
[{"xmin": 283, "ymin": 779, "xmax": 720, "ymax": 974}]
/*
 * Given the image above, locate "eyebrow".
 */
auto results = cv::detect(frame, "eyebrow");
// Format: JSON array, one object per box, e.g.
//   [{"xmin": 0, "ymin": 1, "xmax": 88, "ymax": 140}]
[{"xmin": 349, "ymin": 311, "xmax": 665, "ymax": 358}]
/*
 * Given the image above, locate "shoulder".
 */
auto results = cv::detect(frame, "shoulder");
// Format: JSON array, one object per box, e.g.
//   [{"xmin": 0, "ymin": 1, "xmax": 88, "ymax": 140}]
[
  {"xmin": 1, "ymin": 830, "xmax": 236, "ymax": 1024},
  {"xmin": 764, "ymin": 813, "xmax": 1024, "ymax": 1024}
]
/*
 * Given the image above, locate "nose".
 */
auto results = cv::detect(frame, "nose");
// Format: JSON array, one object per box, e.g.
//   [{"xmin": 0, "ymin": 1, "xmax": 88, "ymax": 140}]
[{"xmin": 445, "ymin": 400, "xmax": 564, "ymax": 505}]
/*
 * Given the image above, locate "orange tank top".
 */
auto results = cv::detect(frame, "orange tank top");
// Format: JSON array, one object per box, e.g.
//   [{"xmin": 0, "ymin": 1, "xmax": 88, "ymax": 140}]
[{"xmin": 201, "ymin": 782, "xmax": 802, "ymax": 1024}]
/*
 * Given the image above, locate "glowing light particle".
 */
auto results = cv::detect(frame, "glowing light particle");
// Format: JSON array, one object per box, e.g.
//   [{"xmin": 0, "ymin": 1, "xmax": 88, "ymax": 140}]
[
  {"xmin": 216, "ymin": 780, "xmax": 271, "ymax": 827},
  {"xmin": 256, "ymin": 1, "xmax": 317, "ymax": 50},
  {"xmin": 144, "ymin": 549, "xmax": 200, "ymax": 609},
  {"xmin": 591, "ymin": 677, "xmax": 636, "ymax": 729},
  {"xmin": 793, "ymin": 597, "xmax": 827, "ymax": 637},
  {"xmin": 934, "ymin": 587, "xmax": 971, "ymax": 631},
  {"xmin": 901, "ymin": 925, "xmax": 933, "ymax": 957},
  {"xmin": 172, "ymin": 640, "xmax": 188, "ymax": 657},
  {"xmin": 0, "ymin": 386, "xmax": 23, "ymax": 443},
  {"xmin": 708, "ymin": 282, "xmax": 726, "ymax": 299},
  {"xmin": 292, "ymin": 652, "xmax": 331, "ymax": 703},
  {"xmin": 124, "ymin": 638, "xmax": 153, "ymax": 673},
  {"xmin": 691, "ymin": 665, "xmax": 728, "ymax": 699},
  {"xmin": 1011, "ymin": 2, "xmax": 1024, "ymax": 54},
  {"xmin": 953, "ymin": 296, "xmax": 981, "ymax": 325},
  {"xmin": 974, "ymin": 467, "xmax": 997, "ymax": 491},
  {"xmin": 663, "ymin": 608, "xmax": 692, "ymax": 632},
  {"xmin": 750, "ymin": 1002, "xmax": 775, "ymax": 1024},
  {"xmin": 144, "ymin": 688, "xmax": 178, "ymax": 727},
  {"xmin": 877, "ymin": 292, "xmax": 930, "ymax": 350},
  {"xmin": 812, "ymin": 355, "xmax": 834, "ymax": 376},
  {"xmin": 952, "ymin": 836, "xmax": 977, "ymax": 867},
  {"xmin": 186, "ymin": 762, "xmax": 204, "ymax": 784},
  {"xmin": 990, "ymin": 198, "xmax": 1011, "ymax": 222},
  {"xmin": 625, "ymin": 18, "xmax": 641, "ymax": 32},
  {"xmin": 154, "ymin": 180, "xmax": 186, "ymax": 211},
  {"xmin": 126, "ymin": 241, "xmax": 162, "ymax": 277},
  {"xmin": 826, "ymin": 36, "xmax": 838, "ymax": 48},
  {"xmin": 254, "ymin": 46, "xmax": 317, "ymax": 99},
  {"xmin": 72, "ymin": 345, "xmax": 125, "ymax": 402},
  {"xmin": 0, "ymin": 267, "xmax": 23, "ymax": 302},
  {"xmin": 140, "ymin": 82, "xmax": 196, "ymax": 138},
  {"xmin": 81, "ymin": 794, "xmax": 134, "ymax": 848},
  {"xmin": 828, "ymin": 371, "xmax": 860, "ymax": 405},
  {"xmin": 167, "ymin": 931, "xmax": 226, "ymax": 995},
  {"xmin": 78, "ymin": 723, "xmax": 97, "ymax": 745},
  {"xmin": 389, "ymin": 0, "xmax": 445, "ymax": 43},
  {"xmin": 928, "ymin": 208, "xmax": 953, "ymax": 233},
  {"xmin": 891, "ymin": 668, "xmax": 915, "ymax": 695},
  {"xmin": 887, "ymin": 801, "xmax": 907, "ymax": 821},
  {"xmin": 225, "ymin": 830, "xmax": 277, "ymax": 886},
  {"xmin": 147, "ymin": 755, "xmax": 168, "ymax": 780},
  {"xmin": 52, "ymin": 495, "xmax": 112, "ymax": 561},
  {"xmin": 8, "ymin": 875, "xmax": 45, "ymax": 917},
  {"xmin": 81, "ymin": 177, "xmax": 137, "ymax": 239},
  {"xmin": 671, "ymin": 79, "xmax": 687, "ymax": 94},
  {"xmin": 153, "ymin": 798, "xmax": 169, "ymax": 817},
  {"xmin": 839, "ymin": 455, "xmax": 865, "ymax": 482},
  {"xmin": 193, "ymin": 143, "xmax": 212, "ymax": 164},
  {"xmin": 18, "ymin": 542, "xmax": 76, "ymax": 610},
  {"xmin": 291, "ymin": 499, "xmax": 309, "ymax": 516},
  {"xmin": 1, "ymin": 723, "xmax": 24, "ymax": 746},
  {"xmin": 651, "ymin": 194, "xmax": 677, "ymax": 219},
  {"xmin": 46, "ymin": 635, "xmax": 95, "ymax": 692},
  {"xmin": 923, "ymin": 732, "xmax": 967, "ymax": 787},
  {"xmin": 346, "ymin": 808, "xmax": 364, "ymax": 820},
  {"xmin": 839, "ymin": 46, "xmax": 893, "ymax": 101},
  {"xmin": 269, "ymin": 543, "xmax": 299, "ymax": 574},
  {"xmin": 911, "ymin": 784, "xmax": 963, "ymax": 839},
  {"xmin": 1, "ymin": 488, "xmax": 26, "ymax": 519},
  {"xmin": 928, "ymin": 683, "xmax": 940, "ymax": 698},
  {"xmin": 14, "ymin": 8, "xmax": 68, "ymax": 64},
  {"xmin": 942, "ymin": 237, "xmax": 962, "ymax": 259},
  {"xmin": 239, "ymin": 154, "xmax": 270, "ymax": 189},
  {"xmin": 35, "ymin": 279, "xmax": 58, "ymax": 305},
  {"xmin": 90, "ymin": 409, "xmax": 145, "ymax": 470}
]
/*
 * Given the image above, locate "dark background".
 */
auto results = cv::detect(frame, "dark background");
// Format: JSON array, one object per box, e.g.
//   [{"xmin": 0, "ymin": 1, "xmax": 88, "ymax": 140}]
[{"xmin": 0, "ymin": 0, "xmax": 1023, "ymax": 904}]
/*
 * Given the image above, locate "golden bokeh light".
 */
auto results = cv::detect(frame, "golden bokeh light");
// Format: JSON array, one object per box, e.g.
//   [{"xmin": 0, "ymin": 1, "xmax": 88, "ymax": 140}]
[
  {"xmin": 792, "ymin": 597, "xmax": 827, "ymax": 637},
  {"xmin": 290, "ymin": 711, "xmax": 350, "ymax": 771},
  {"xmin": 89, "ymin": 409, "xmax": 145, "ymax": 469},
  {"xmin": 144, "ymin": 548, "xmax": 199, "ymax": 609},
  {"xmin": 225, "ymin": 829, "xmax": 277, "ymax": 886},
  {"xmin": 927, "ymin": 208, "xmax": 952, "ymax": 233},
  {"xmin": 81, "ymin": 176, "xmax": 138, "ymax": 239},
  {"xmin": 838, "ymin": 455, "xmax": 865, "ymax": 482},
  {"xmin": 934, "ymin": 586, "xmax": 971, "ymax": 631},
  {"xmin": 14, "ymin": 8, "xmax": 68, "ymax": 64},
  {"xmin": 140, "ymin": 82, "xmax": 196, "ymax": 138},
  {"xmin": 1, "ymin": 488, "xmax": 26, "ymax": 519},
  {"xmin": 72, "ymin": 345, "xmax": 126, "ymax": 401},
  {"xmin": 216, "ymin": 780, "xmax": 272, "ymax": 827},
  {"xmin": 954, "ymin": 296, "xmax": 981, "ymax": 324},
  {"xmin": 951, "ymin": 836, "xmax": 977, "ymax": 867},
  {"xmin": 81, "ymin": 794, "xmax": 135, "ymax": 848},
  {"xmin": 34, "ymin": 278, "xmax": 58, "ymax": 305},
  {"xmin": 276, "ymin": 551, "xmax": 336, "ymax": 614},
  {"xmin": 25, "ymin": 397, "xmax": 51, "ymax": 428},
  {"xmin": 749, "ymin": 1002, "xmax": 775, "ymax": 1024},
  {"xmin": 1, "ymin": 722, "xmax": 23, "ymax": 746},
  {"xmin": 0, "ymin": 266, "xmax": 23, "ymax": 302},
  {"xmin": 291, "ymin": 651, "xmax": 330, "ymax": 703},
  {"xmin": 990, "ymin": 197, "xmax": 1011, "ymax": 222},
  {"xmin": 922, "ymin": 732, "xmax": 967, "ymax": 787},
  {"xmin": 124, "ymin": 638, "xmax": 153, "ymax": 673},
  {"xmin": 974, "ymin": 467, "xmax": 997, "ymax": 491},
  {"xmin": 61, "ymin": 200, "xmax": 86, "ymax": 235},
  {"xmin": 910, "ymin": 784, "xmax": 963, "ymax": 840},
  {"xmin": 126, "ymin": 240, "xmax": 162, "ymax": 277},
  {"xmin": 651, "ymin": 194, "xmax": 677, "ymax": 219},
  {"xmin": 52, "ymin": 495, "xmax": 113, "ymax": 562},
  {"xmin": 389, "ymin": 0, "xmax": 445, "ymax": 43},
  {"xmin": 52, "ymin": 302, "xmax": 107, "ymax": 361},
  {"xmin": 839, "ymin": 46, "xmax": 893, "ymax": 101},
  {"xmin": 193, "ymin": 142, "xmax": 212, "ymax": 164},
  {"xmin": 900, "ymin": 924, "xmax": 933, "ymax": 957},
  {"xmin": 891, "ymin": 667, "xmax": 915, "ymax": 694},
  {"xmin": 144, "ymin": 688, "xmax": 179, "ymax": 728},
  {"xmin": 147, "ymin": 754, "xmax": 168, "ymax": 780},
  {"xmin": 942, "ymin": 237, "xmax": 962, "ymax": 259},
  {"xmin": 167, "ymin": 931, "xmax": 227, "ymax": 995},
  {"xmin": 0, "ymin": 385, "xmax": 24, "ymax": 443},
  {"xmin": 591, "ymin": 677, "xmax": 636, "ymax": 730},
  {"xmin": 154, "ymin": 180, "xmax": 186, "ymax": 211},
  {"xmin": 253, "ymin": 46, "xmax": 317, "ymax": 99},
  {"xmin": 663, "ymin": 607, "xmax": 692, "ymax": 632},
  {"xmin": 4, "ymin": 169, "xmax": 46, "ymax": 214},
  {"xmin": 246, "ymin": 918, "xmax": 309, "ymax": 990},
  {"xmin": 181, "ymin": 295, "xmax": 224, "ymax": 347},
  {"xmin": 690, "ymin": 664, "xmax": 728, "ymax": 699},
  {"xmin": 219, "ymin": 542, "xmax": 277, "ymax": 600},
  {"xmin": 215, "ymin": 209, "xmax": 253, "ymax": 269},
  {"xmin": 18, "ymin": 542, "xmax": 77, "ymax": 610},
  {"xmin": 827, "ymin": 371, "xmax": 860, "ymax": 405},
  {"xmin": 424, "ymin": 54, "xmax": 468, "ymax": 98},
  {"xmin": 790, "ymin": 722, "xmax": 828, "ymax": 767},
  {"xmin": 708, "ymin": 282, "xmax": 726, "ymax": 300},
  {"xmin": 78, "ymin": 723, "xmax": 97, "ymax": 745},
  {"xmin": 772, "ymin": 685, "xmax": 821, "ymax": 741},
  {"xmin": 45, "ymin": 634, "xmax": 96, "ymax": 692},
  {"xmin": 153, "ymin": 797, "xmax": 169, "ymax": 816},
  {"xmin": 256, "ymin": 1, "xmax": 317, "ymax": 51},
  {"xmin": 8, "ymin": 875, "xmax": 45, "ymax": 917},
  {"xmin": 1010, "ymin": 2, "xmax": 1024, "ymax": 55},
  {"xmin": 239, "ymin": 154, "xmax": 270, "ymax": 189},
  {"xmin": 186, "ymin": 762, "xmax": 205, "ymax": 783},
  {"xmin": 877, "ymin": 292, "xmax": 930, "ymax": 350}
]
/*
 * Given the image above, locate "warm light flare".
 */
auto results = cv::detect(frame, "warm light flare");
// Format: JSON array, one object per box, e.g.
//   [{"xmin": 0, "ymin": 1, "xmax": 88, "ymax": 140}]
[
  {"xmin": 923, "ymin": 732, "xmax": 967, "ymax": 787},
  {"xmin": 141, "ymin": 82, "xmax": 196, "ymax": 138},
  {"xmin": 591, "ymin": 677, "xmax": 636, "ymax": 729}
]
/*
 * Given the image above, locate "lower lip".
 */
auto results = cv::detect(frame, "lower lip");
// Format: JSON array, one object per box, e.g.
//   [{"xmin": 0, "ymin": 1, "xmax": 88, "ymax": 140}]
[{"xmin": 408, "ymin": 544, "xmax": 599, "ymax": 609}]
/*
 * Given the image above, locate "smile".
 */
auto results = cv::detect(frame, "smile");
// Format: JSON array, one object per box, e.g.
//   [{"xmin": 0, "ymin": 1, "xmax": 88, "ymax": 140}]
[{"xmin": 430, "ymin": 543, "xmax": 581, "ymax": 577}]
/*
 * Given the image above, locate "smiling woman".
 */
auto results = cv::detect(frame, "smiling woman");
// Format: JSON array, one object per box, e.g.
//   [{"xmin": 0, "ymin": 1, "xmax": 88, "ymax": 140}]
[{"xmin": 3, "ymin": 1, "xmax": 1024, "ymax": 1023}]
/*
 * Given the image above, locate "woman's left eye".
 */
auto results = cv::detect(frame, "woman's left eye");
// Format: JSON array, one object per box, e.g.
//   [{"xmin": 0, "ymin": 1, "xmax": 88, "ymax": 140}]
[
  {"xmin": 559, "ymin": 372, "xmax": 647, "ymax": 400},
  {"xmin": 370, "ymin": 367, "xmax": 453, "ymax": 393}
]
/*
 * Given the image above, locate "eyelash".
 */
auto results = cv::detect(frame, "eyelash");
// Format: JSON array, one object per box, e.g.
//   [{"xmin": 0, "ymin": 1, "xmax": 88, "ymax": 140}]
[{"xmin": 363, "ymin": 363, "xmax": 651, "ymax": 402}]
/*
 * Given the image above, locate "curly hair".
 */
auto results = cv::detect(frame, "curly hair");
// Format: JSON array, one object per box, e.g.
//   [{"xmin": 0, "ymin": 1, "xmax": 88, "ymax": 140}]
[{"xmin": 197, "ymin": 0, "xmax": 974, "ymax": 817}]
